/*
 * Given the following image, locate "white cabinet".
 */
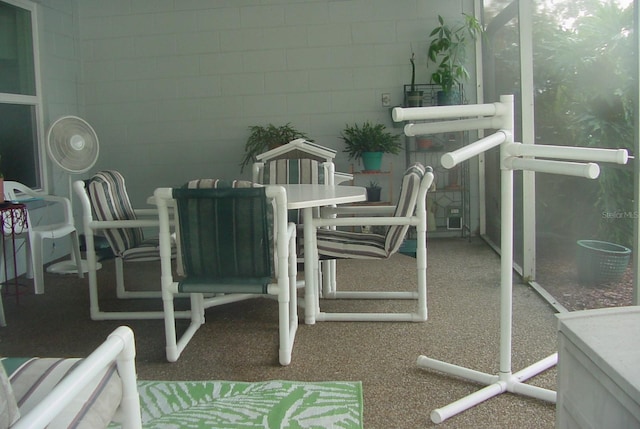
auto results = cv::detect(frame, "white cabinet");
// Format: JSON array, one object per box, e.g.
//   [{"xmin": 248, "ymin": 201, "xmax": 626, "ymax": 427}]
[{"xmin": 556, "ymin": 306, "xmax": 640, "ymax": 428}]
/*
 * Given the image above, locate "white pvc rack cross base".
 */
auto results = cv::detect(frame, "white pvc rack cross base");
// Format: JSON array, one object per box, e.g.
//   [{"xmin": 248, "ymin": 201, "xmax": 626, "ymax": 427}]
[
  {"xmin": 418, "ymin": 353, "xmax": 558, "ymax": 423},
  {"xmin": 47, "ymin": 259, "xmax": 101, "ymax": 274}
]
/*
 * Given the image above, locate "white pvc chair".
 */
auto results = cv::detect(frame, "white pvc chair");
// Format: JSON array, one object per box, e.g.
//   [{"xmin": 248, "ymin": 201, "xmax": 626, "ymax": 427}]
[
  {"xmin": 3, "ymin": 181, "xmax": 83, "ymax": 295},
  {"xmin": 155, "ymin": 179, "xmax": 298, "ymax": 365},
  {"xmin": 309, "ymin": 163, "xmax": 435, "ymax": 322},
  {"xmin": 73, "ymin": 170, "xmax": 185, "ymax": 321}
]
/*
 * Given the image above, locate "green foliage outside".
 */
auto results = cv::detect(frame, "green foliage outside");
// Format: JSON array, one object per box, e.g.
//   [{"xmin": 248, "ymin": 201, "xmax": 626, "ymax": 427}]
[{"xmin": 520, "ymin": 0, "xmax": 634, "ymax": 246}]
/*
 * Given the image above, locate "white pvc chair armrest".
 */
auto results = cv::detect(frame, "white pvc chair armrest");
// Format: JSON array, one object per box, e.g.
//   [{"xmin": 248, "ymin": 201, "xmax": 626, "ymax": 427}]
[
  {"xmin": 133, "ymin": 208, "xmax": 160, "ymax": 216},
  {"xmin": 87, "ymin": 219, "xmax": 161, "ymax": 230},
  {"xmin": 314, "ymin": 215, "xmax": 418, "ymax": 228},
  {"xmin": 321, "ymin": 205, "xmax": 396, "ymax": 217}
]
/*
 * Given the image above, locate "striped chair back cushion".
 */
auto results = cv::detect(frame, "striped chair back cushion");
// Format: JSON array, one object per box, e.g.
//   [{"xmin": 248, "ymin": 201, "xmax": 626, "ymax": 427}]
[
  {"xmin": 384, "ymin": 163, "xmax": 426, "ymax": 255},
  {"xmin": 265, "ymin": 158, "xmax": 325, "ymax": 185},
  {"xmin": 264, "ymin": 158, "xmax": 326, "ymax": 225},
  {"xmin": 88, "ymin": 170, "xmax": 143, "ymax": 257},
  {"xmin": 175, "ymin": 179, "xmax": 272, "ymax": 293}
]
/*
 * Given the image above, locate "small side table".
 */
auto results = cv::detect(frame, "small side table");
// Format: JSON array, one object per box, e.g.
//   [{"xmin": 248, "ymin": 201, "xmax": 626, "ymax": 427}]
[{"xmin": 1, "ymin": 203, "xmax": 29, "ymax": 312}]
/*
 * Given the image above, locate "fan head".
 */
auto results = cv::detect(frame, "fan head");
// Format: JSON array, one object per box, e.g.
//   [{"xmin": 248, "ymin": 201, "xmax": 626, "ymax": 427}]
[{"xmin": 47, "ymin": 116, "xmax": 100, "ymax": 173}]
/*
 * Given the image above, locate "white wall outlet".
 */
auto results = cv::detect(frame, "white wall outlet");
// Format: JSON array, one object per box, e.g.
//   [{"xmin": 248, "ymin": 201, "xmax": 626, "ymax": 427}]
[{"xmin": 381, "ymin": 93, "xmax": 390, "ymax": 107}]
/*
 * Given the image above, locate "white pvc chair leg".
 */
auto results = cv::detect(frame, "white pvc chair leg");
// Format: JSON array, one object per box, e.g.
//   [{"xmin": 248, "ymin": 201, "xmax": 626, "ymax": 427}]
[
  {"xmin": 0, "ymin": 286, "xmax": 6, "ymax": 327},
  {"xmin": 115, "ymin": 258, "xmax": 125, "ymax": 297},
  {"xmin": 24, "ymin": 238, "xmax": 34, "ymax": 280},
  {"xmin": 70, "ymin": 230, "xmax": 84, "ymax": 278},
  {"xmin": 31, "ymin": 235, "xmax": 44, "ymax": 295}
]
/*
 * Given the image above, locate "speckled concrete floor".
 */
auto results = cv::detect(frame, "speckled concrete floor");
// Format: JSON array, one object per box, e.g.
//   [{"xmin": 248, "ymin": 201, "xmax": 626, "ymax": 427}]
[{"xmin": 0, "ymin": 237, "xmax": 558, "ymax": 428}]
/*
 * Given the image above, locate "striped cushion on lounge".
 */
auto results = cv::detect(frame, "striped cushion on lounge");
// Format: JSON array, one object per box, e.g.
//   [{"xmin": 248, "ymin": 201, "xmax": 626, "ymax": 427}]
[
  {"xmin": 316, "ymin": 163, "xmax": 426, "ymax": 260},
  {"xmin": 88, "ymin": 171, "xmax": 143, "ymax": 257},
  {"xmin": 3, "ymin": 357, "xmax": 122, "ymax": 429},
  {"xmin": 384, "ymin": 163, "xmax": 425, "ymax": 255},
  {"xmin": 0, "ymin": 362, "xmax": 19, "ymax": 429}
]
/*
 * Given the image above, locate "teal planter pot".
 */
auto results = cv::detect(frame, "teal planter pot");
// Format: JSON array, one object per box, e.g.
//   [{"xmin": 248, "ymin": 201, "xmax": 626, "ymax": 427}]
[
  {"xmin": 361, "ymin": 151, "xmax": 383, "ymax": 172},
  {"xmin": 576, "ymin": 240, "xmax": 631, "ymax": 285}
]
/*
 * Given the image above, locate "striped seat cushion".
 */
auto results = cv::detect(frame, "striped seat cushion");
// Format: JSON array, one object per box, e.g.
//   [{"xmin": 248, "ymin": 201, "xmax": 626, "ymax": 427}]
[
  {"xmin": 316, "ymin": 163, "xmax": 425, "ymax": 260},
  {"xmin": 3, "ymin": 357, "xmax": 122, "ymax": 429},
  {"xmin": 316, "ymin": 230, "xmax": 387, "ymax": 259}
]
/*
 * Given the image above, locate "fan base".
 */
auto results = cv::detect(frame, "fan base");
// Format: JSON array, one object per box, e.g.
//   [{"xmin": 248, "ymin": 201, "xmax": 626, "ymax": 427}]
[{"xmin": 47, "ymin": 259, "xmax": 101, "ymax": 275}]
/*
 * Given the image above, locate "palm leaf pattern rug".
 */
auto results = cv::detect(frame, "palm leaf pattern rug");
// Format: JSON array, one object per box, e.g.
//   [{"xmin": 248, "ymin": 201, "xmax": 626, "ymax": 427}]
[{"xmin": 110, "ymin": 379, "xmax": 363, "ymax": 429}]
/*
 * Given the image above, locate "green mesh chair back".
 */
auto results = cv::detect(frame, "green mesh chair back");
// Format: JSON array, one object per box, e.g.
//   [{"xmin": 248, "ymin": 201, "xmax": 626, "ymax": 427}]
[{"xmin": 173, "ymin": 180, "xmax": 274, "ymax": 294}]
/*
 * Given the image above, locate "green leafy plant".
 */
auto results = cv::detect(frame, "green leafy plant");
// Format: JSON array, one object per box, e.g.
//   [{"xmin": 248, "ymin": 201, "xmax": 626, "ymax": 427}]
[
  {"xmin": 340, "ymin": 122, "xmax": 402, "ymax": 161},
  {"xmin": 367, "ymin": 180, "xmax": 380, "ymax": 189},
  {"xmin": 427, "ymin": 14, "xmax": 483, "ymax": 96},
  {"xmin": 240, "ymin": 123, "xmax": 311, "ymax": 172}
]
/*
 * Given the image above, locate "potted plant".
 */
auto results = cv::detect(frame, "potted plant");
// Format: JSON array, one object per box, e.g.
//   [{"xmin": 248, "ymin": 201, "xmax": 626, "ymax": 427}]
[
  {"xmin": 240, "ymin": 123, "xmax": 310, "ymax": 172},
  {"xmin": 365, "ymin": 180, "xmax": 382, "ymax": 202},
  {"xmin": 341, "ymin": 121, "xmax": 402, "ymax": 172},
  {"xmin": 406, "ymin": 52, "xmax": 423, "ymax": 107},
  {"xmin": 427, "ymin": 14, "xmax": 483, "ymax": 105}
]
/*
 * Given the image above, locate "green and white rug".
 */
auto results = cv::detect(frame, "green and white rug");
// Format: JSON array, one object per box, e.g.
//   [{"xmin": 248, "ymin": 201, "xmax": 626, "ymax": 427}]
[{"xmin": 110, "ymin": 379, "xmax": 363, "ymax": 429}]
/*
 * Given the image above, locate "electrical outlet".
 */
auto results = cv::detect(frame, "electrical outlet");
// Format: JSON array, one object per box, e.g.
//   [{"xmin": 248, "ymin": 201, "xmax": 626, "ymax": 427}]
[{"xmin": 381, "ymin": 93, "xmax": 390, "ymax": 107}]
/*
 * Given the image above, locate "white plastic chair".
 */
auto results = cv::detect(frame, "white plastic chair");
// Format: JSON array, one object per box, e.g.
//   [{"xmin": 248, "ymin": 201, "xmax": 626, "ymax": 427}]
[{"xmin": 3, "ymin": 181, "xmax": 83, "ymax": 295}]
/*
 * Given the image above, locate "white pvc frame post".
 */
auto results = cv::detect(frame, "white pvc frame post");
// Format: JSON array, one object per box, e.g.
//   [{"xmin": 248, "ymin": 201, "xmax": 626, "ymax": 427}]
[{"xmin": 394, "ymin": 94, "xmax": 629, "ymax": 424}]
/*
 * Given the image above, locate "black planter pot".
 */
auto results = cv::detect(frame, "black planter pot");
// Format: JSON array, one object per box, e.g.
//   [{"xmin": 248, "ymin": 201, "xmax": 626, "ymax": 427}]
[
  {"xmin": 366, "ymin": 187, "xmax": 381, "ymax": 202},
  {"xmin": 406, "ymin": 91, "xmax": 423, "ymax": 107},
  {"xmin": 576, "ymin": 240, "xmax": 631, "ymax": 285}
]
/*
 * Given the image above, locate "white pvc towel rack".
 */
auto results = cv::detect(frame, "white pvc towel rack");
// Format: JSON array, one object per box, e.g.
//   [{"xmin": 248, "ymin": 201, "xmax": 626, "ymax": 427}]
[{"xmin": 393, "ymin": 94, "xmax": 629, "ymax": 424}]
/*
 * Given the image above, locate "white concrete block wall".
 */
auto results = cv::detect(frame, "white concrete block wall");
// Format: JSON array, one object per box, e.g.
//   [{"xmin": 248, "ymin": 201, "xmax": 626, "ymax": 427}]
[{"xmin": 71, "ymin": 0, "xmax": 475, "ymax": 207}]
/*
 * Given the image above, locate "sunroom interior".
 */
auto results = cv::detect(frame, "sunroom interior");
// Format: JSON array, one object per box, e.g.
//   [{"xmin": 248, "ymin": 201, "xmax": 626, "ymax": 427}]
[{"xmin": 0, "ymin": 0, "xmax": 638, "ymax": 427}]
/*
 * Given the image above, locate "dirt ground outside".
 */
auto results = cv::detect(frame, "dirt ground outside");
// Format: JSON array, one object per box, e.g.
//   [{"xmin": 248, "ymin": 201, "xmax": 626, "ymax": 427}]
[{"xmin": 535, "ymin": 239, "xmax": 634, "ymax": 311}]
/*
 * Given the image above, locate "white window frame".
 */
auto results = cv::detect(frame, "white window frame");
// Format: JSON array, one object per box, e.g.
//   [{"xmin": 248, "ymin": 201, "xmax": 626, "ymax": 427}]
[{"xmin": 0, "ymin": 0, "xmax": 46, "ymax": 192}]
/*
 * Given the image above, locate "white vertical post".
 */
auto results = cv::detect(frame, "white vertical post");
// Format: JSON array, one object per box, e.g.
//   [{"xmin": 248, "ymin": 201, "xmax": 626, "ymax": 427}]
[
  {"xmin": 499, "ymin": 94, "xmax": 514, "ymax": 376},
  {"xmin": 519, "ymin": 0, "xmax": 536, "ymax": 282}
]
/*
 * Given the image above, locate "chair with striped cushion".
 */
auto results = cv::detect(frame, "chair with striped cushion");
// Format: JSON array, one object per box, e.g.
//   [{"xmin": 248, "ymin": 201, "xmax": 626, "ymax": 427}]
[
  {"xmin": 154, "ymin": 179, "xmax": 298, "ymax": 365},
  {"xmin": 308, "ymin": 163, "xmax": 435, "ymax": 322},
  {"xmin": 73, "ymin": 170, "xmax": 183, "ymax": 321}
]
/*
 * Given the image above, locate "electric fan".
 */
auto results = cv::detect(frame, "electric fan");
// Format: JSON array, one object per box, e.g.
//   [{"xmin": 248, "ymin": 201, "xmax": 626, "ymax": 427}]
[{"xmin": 46, "ymin": 115, "xmax": 100, "ymax": 274}]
